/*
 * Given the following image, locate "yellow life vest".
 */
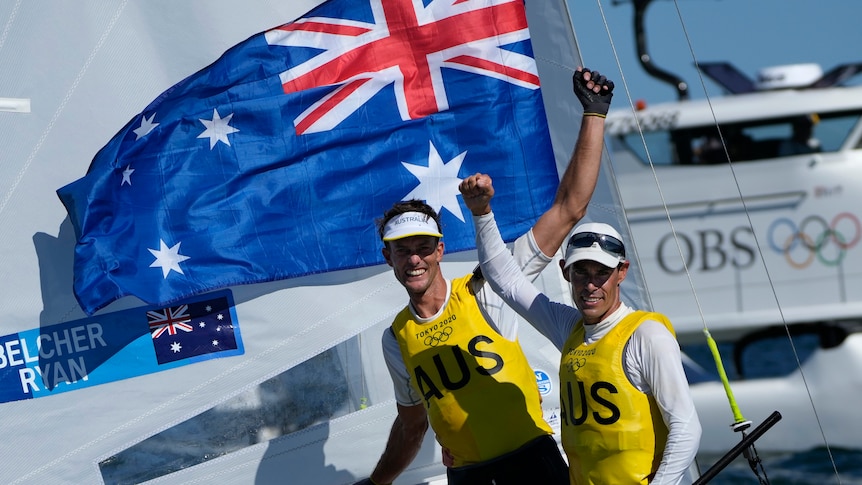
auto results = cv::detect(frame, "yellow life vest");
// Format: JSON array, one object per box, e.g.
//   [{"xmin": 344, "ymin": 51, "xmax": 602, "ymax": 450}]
[
  {"xmin": 559, "ymin": 311, "xmax": 674, "ymax": 484},
  {"xmin": 392, "ymin": 274, "xmax": 552, "ymax": 467}
]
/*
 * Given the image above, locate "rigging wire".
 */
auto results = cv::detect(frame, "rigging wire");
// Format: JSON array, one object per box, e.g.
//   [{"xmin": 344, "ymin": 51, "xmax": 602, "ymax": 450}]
[
  {"xmin": 0, "ymin": 0, "xmax": 22, "ymax": 53},
  {"xmin": 665, "ymin": 1, "xmax": 842, "ymax": 478},
  {"xmin": 587, "ymin": 0, "xmax": 843, "ymax": 481}
]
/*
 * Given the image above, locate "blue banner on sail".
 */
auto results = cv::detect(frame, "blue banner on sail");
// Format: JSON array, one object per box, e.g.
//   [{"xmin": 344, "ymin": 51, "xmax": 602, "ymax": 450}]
[
  {"xmin": 57, "ymin": 0, "xmax": 559, "ymax": 315},
  {"xmin": 0, "ymin": 290, "xmax": 243, "ymax": 403}
]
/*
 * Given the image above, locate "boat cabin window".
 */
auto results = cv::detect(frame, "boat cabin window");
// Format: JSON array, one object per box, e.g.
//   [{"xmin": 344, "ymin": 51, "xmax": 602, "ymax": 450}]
[
  {"xmin": 681, "ymin": 321, "xmax": 862, "ymax": 383},
  {"xmin": 615, "ymin": 110, "xmax": 862, "ymax": 165}
]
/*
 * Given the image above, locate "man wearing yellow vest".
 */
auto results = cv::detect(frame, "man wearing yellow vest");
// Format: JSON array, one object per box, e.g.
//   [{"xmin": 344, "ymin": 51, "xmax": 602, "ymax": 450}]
[
  {"xmin": 460, "ymin": 175, "xmax": 702, "ymax": 484},
  {"xmin": 355, "ymin": 67, "xmax": 615, "ymax": 485}
]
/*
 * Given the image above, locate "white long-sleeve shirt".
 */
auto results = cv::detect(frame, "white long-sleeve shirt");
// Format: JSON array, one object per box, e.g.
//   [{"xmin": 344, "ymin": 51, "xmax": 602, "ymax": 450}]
[{"xmin": 474, "ymin": 212, "xmax": 702, "ymax": 485}]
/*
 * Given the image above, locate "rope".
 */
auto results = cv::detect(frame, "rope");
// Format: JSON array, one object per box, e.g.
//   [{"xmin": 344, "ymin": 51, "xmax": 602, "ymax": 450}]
[
  {"xmin": 703, "ymin": 330, "xmax": 746, "ymax": 426},
  {"xmin": 704, "ymin": 328, "xmax": 771, "ymax": 484}
]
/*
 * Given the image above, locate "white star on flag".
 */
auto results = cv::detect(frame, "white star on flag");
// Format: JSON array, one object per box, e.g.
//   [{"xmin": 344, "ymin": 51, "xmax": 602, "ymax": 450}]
[
  {"xmin": 121, "ymin": 165, "xmax": 135, "ymax": 186},
  {"xmin": 402, "ymin": 141, "xmax": 466, "ymax": 221},
  {"xmin": 148, "ymin": 239, "xmax": 191, "ymax": 278},
  {"xmin": 198, "ymin": 108, "xmax": 239, "ymax": 149},
  {"xmin": 133, "ymin": 113, "xmax": 159, "ymax": 140}
]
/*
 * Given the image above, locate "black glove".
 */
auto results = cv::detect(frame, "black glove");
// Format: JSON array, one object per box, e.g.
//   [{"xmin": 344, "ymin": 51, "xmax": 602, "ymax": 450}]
[{"xmin": 573, "ymin": 68, "xmax": 614, "ymax": 117}]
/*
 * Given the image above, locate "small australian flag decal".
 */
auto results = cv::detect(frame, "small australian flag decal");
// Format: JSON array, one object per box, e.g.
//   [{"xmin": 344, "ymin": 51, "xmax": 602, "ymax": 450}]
[{"xmin": 148, "ymin": 295, "xmax": 239, "ymax": 365}]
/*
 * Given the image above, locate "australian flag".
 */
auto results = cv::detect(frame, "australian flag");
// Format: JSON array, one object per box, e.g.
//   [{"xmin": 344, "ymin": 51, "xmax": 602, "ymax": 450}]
[
  {"xmin": 149, "ymin": 296, "xmax": 239, "ymax": 365},
  {"xmin": 57, "ymin": 0, "xmax": 560, "ymax": 315}
]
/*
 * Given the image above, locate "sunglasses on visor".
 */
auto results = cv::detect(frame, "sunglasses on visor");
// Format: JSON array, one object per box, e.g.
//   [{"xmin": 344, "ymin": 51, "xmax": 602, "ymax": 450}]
[{"xmin": 567, "ymin": 232, "xmax": 626, "ymax": 258}]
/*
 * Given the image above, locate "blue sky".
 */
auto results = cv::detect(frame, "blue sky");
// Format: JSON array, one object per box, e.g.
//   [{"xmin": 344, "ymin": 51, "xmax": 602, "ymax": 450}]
[{"xmin": 565, "ymin": 0, "xmax": 862, "ymax": 106}]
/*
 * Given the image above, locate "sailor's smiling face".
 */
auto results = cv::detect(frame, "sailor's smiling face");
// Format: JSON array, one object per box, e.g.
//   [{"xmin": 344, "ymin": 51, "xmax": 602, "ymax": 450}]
[
  {"xmin": 383, "ymin": 235, "xmax": 444, "ymax": 296},
  {"xmin": 563, "ymin": 259, "xmax": 628, "ymax": 325}
]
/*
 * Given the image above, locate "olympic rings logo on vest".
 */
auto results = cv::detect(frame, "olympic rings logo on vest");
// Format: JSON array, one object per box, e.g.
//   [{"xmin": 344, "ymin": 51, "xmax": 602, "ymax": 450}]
[
  {"xmin": 565, "ymin": 357, "xmax": 586, "ymax": 373},
  {"xmin": 767, "ymin": 212, "xmax": 861, "ymax": 268},
  {"xmin": 423, "ymin": 326, "xmax": 454, "ymax": 347}
]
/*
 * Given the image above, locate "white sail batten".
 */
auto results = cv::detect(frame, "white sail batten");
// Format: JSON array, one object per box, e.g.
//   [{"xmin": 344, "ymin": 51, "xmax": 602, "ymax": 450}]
[{"xmin": 0, "ymin": 98, "xmax": 29, "ymax": 112}]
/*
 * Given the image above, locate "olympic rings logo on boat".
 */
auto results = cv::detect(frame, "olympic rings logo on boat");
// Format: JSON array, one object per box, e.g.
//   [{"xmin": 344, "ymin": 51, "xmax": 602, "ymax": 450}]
[
  {"xmin": 766, "ymin": 213, "xmax": 861, "ymax": 268},
  {"xmin": 423, "ymin": 326, "xmax": 454, "ymax": 347}
]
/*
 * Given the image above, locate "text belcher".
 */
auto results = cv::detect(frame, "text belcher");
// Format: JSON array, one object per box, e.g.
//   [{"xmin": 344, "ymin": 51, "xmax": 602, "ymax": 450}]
[{"xmin": 0, "ymin": 323, "xmax": 106, "ymax": 393}]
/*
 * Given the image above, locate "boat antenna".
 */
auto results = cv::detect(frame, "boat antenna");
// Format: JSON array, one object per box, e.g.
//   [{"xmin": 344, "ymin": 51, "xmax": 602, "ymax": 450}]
[{"xmin": 631, "ymin": 0, "xmax": 689, "ymax": 100}]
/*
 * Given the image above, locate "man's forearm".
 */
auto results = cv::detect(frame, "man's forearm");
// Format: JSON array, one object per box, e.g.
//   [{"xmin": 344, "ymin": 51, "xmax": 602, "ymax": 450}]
[
  {"xmin": 475, "ymin": 213, "xmax": 540, "ymax": 314},
  {"xmin": 531, "ymin": 114, "xmax": 606, "ymax": 257},
  {"xmin": 370, "ymin": 411, "xmax": 428, "ymax": 483},
  {"xmin": 561, "ymin": 115, "xmax": 605, "ymax": 218}
]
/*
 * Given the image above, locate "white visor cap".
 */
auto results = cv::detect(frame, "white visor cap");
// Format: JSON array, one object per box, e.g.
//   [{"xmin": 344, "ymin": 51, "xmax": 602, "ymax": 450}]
[
  {"xmin": 382, "ymin": 211, "xmax": 443, "ymax": 241},
  {"xmin": 563, "ymin": 222, "xmax": 626, "ymax": 269}
]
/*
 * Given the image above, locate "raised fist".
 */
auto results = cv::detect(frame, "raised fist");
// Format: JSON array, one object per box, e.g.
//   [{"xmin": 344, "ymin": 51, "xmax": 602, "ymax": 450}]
[{"xmin": 573, "ymin": 67, "xmax": 615, "ymax": 117}]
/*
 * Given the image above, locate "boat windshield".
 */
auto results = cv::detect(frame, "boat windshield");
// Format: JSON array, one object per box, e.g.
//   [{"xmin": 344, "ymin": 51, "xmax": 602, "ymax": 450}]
[
  {"xmin": 614, "ymin": 109, "xmax": 862, "ymax": 166},
  {"xmin": 680, "ymin": 321, "xmax": 862, "ymax": 383}
]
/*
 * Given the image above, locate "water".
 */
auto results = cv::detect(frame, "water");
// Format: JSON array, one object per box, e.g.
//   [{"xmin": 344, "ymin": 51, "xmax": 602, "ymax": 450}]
[
  {"xmin": 682, "ymin": 332, "xmax": 862, "ymax": 484},
  {"xmin": 696, "ymin": 448, "xmax": 862, "ymax": 484}
]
